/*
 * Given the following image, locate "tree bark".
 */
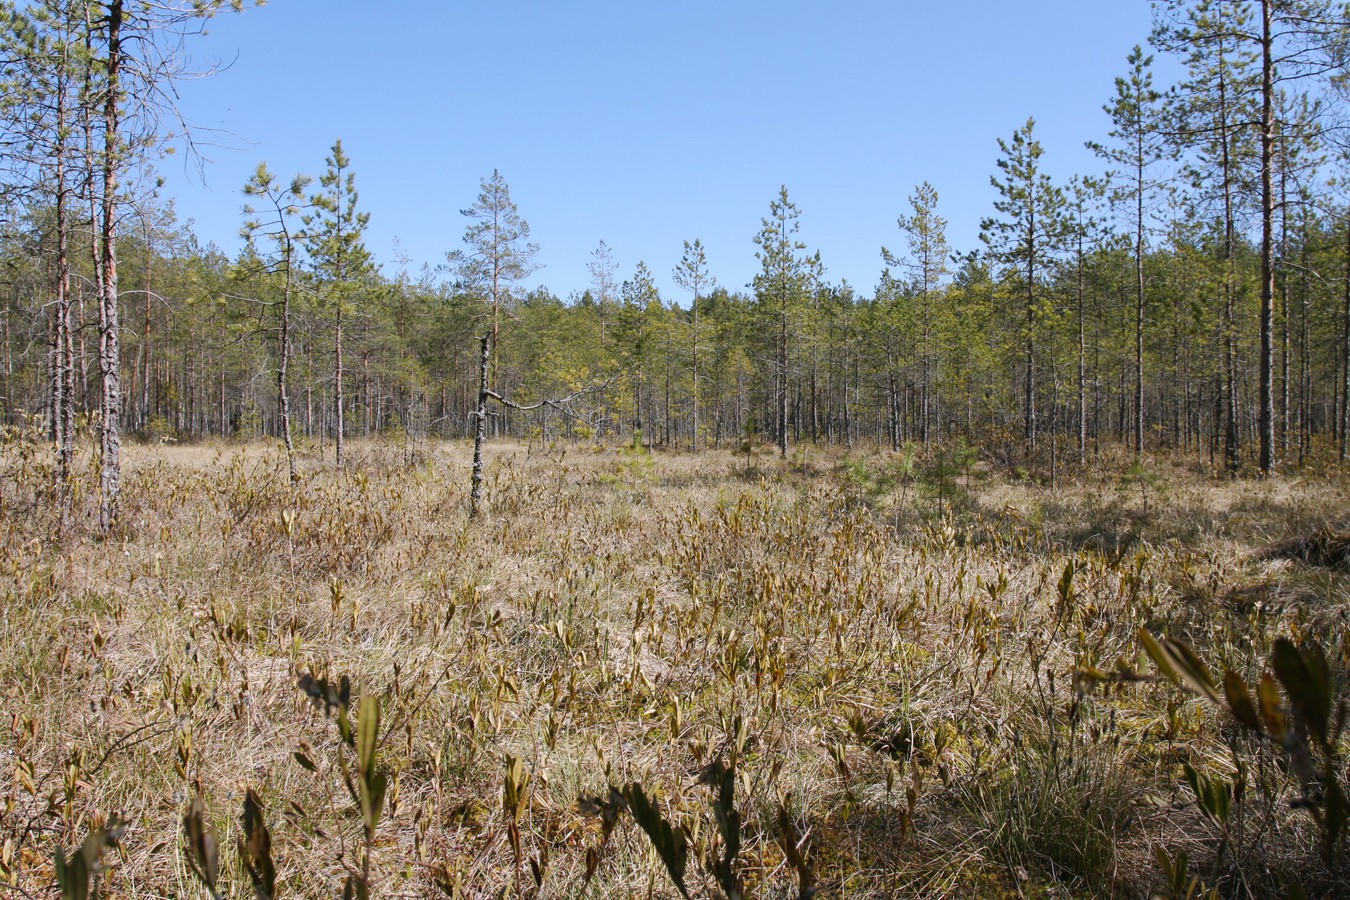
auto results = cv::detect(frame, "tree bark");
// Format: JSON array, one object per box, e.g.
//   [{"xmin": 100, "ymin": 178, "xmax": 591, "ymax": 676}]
[
  {"xmin": 98, "ymin": 0, "xmax": 124, "ymax": 531},
  {"xmin": 470, "ymin": 333, "xmax": 490, "ymax": 519},
  {"xmin": 336, "ymin": 304, "xmax": 344, "ymax": 466},
  {"xmin": 1258, "ymin": 0, "xmax": 1276, "ymax": 475},
  {"xmin": 280, "ymin": 244, "xmax": 297, "ymax": 483}
]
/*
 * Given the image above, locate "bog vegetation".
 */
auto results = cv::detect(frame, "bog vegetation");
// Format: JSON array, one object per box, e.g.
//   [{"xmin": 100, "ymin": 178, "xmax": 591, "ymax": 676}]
[
  {"xmin": 5, "ymin": 0, "xmax": 1350, "ymax": 896},
  {"xmin": 1, "ymin": 433, "xmax": 1349, "ymax": 898}
]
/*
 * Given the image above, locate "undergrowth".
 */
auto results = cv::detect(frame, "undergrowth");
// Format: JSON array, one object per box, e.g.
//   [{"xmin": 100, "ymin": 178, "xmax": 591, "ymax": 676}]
[{"xmin": 1, "ymin": 434, "xmax": 1347, "ymax": 898}]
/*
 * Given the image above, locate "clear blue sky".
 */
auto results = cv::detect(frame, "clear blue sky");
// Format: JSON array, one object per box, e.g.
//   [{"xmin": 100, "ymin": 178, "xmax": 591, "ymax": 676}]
[{"xmin": 164, "ymin": 1, "xmax": 1166, "ymax": 301}]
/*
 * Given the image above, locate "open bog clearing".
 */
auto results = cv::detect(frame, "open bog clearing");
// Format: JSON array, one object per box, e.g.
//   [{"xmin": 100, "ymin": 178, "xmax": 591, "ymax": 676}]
[{"xmin": 3, "ymin": 439, "xmax": 1350, "ymax": 898}]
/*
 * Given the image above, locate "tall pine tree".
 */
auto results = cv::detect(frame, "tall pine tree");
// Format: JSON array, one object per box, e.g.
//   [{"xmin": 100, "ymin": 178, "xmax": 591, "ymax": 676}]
[{"xmin": 304, "ymin": 139, "xmax": 374, "ymax": 467}]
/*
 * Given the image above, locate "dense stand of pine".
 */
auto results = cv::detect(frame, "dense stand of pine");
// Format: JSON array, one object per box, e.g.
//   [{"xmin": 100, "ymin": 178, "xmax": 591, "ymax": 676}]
[
  {"xmin": 3, "ymin": 1, "xmax": 1350, "ymax": 485},
  {"xmin": 2, "ymin": 194, "xmax": 1347, "ymax": 471}
]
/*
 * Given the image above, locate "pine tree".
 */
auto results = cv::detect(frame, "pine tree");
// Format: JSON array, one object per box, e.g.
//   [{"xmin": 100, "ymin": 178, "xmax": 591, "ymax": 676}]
[
  {"xmin": 304, "ymin": 139, "xmax": 374, "ymax": 467},
  {"xmin": 883, "ymin": 182, "xmax": 949, "ymax": 445},
  {"xmin": 1063, "ymin": 177, "xmax": 1107, "ymax": 464},
  {"xmin": 241, "ymin": 164, "xmax": 312, "ymax": 483},
  {"xmin": 981, "ymin": 118, "xmax": 1066, "ymax": 451},
  {"xmin": 448, "ymin": 169, "xmax": 538, "ymax": 360},
  {"xmin": 87, "ymin": 0, "xmax": 253, "ymax": 527},
  {"xmin": 1155, "ymin": 0, "xmax": 1349, "ymax": 473},
  {"xmin": 617, "ymin": 261, "xmax": 662, "ymax": 445},
  {"xmin": 673, "ymin": 238, "xmax": 714, "ymax": 451},
  {"xmin": 2, "ymin": 1, "xmax": 89, "ymax": 488},
  {"xmin": 753, "ymin": 186, "xmax": 820, "ymax": 457},
  {"xmin": 587, "ymin": 240, "xmax": 619, "ymax": 351},
  {"xmin": 1090, "ymin": 46, "xmax": 1171, "ymax": 457}
]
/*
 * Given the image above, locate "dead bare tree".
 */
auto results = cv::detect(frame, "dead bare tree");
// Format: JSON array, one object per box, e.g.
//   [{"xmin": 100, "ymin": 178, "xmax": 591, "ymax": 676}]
[{"xmin": 468, "ymin": 332, "xmax": 616, "ymax": 519}]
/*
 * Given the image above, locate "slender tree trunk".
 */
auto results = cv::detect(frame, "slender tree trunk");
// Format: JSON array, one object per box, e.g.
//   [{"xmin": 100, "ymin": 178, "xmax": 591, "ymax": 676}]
[
  {"xmin": 54, "ymin": 73, "xmax": 74, "ymax": 485},
  {"xmin": 280, "ymin": 248, "xmax": 297, "ymax": 483},
  {"xmin": 1258, "ymin": 0, "xmax": 1276, "ymax": 475},
  {"xmin": 363, "ymin": 347, "xmax": 372, "ymax": 436},
  {"xmin": 98, "ymin": 0, "xmax": 124, "ymax": 531},
  {"xmin": 1279, "ymin": 151, "xmax": 1290, "ymax": 457},
  {"xmin": 1219, "ymin": 56, "xmax": 1241, "ymax": 474},
  {"xmin": 141, "ymin": 227, "xmax": 152, "ymax": 432},
  {"xmin": 1078, "ymin": 228, "xmax": 1087, "ymax": 465},
  {"xmin": 810, "ymin": 354, "xmax": 819, "ymax": 444},
  {"xmin": 335, "ymin": 305, "xmax": 344, "ymax": 466},
  {"xmin": 633, "ymin": 363, "xmax": 643, "ymax": 447},
  {"xmin": 1298, "ymin": 226, "xmax": 1310, "ymax": 465},
  {"xmin": 1024, "ymin": 261, "xmax": 1036, "ymax": 451},
  {"xmin": 778, "ymin": 293, "xmax": 788, "ymax": 457},
  {"xmin": 1342, "ymin": 213, "xmax": 1350, "ymax": 463},
  {"xmin": 1134, "ymin": 152, "xmax": 1145, "ymax": 457},
  {"xmin": 888, "ymin": 369, "xmax": 900, "ymax": 452},
  {"xmin": 691, "ymin": 301, "xmax": 700, "ymax": 451},
  {"xmin": 3, "ymin": 292, "xmax": 12, "ymax": 426},
  {"xmin": 470, "ymin": 333, "xmax": 490, "ymax": 518}
]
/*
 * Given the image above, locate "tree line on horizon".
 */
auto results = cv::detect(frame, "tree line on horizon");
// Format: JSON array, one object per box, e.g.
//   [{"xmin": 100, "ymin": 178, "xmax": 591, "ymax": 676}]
[{"xmin": 4, "ymin": 1, "xmax": 1350, "ymax": 526}]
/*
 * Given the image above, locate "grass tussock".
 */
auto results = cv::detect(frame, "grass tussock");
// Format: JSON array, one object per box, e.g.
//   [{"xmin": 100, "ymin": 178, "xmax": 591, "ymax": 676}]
[{"xmin": 1, "ymin": 435, "xmax": 1349, "ymax": 898}]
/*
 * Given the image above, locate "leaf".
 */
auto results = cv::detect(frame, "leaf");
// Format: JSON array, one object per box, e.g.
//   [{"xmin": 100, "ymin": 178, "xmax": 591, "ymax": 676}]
[
  {"xmin": 1323, "ymin": 778, "xmax": 1348, "ymax": 864},
  {"xmin": 579, "ymin": 786, "xmax": 625, "ymax": 893},
  {"xmin": 54, "ymin": 843, "xmax": 89, "ymax": 900},
  {"xmin": 1257, "ymin": 673, "xmax": 1287, "ymax": 739},
  {"xmin": 239, "ymin": 788, "xmax": 276, "ymax": 900},
  {"xmin": 711, "ymin": 764, "xmax": 742, "ymax": 900},
  {"xmin": 183, "ymin": 797, "xmax": 220, "ymax": 894},
  {"xmin": 776, "ymin": 798, "xmax": 816, "ymax": 900},
  {"xmin": 626, "ymin": 783, "xmax": 689, "ymax": 899},
  {"xmin": 1222, "ymin": 670, "xmax": 1260, "ymax": 732},
  {"xmin": 338, "ymin": 704, "xmax": 354, "ymax": 747},
  {"xmin": 1183, "ymin": 763, "xmax": 1230, "ymax": 825},
  {"xmin": 530, "ymin": 844, "xmax": 548, "ymax": 887},
  {"xmin": 1272, "ymin": 638, "xmax": 1331, "ymax": 745},
  {"xmin": 1056, "ymin": 560, "xmax": 1075, "ymax": 609},
  {"xmin": 357, "ymin": 694, "xmax": 380, "ymax": 777},
  {"xmin": 361, "ymin": 770, "xmax": 387, "ymax": 839},
  {"xmin": 1140, "ymin": 630, "xmax": 1221, "ymax": 704},
  {"xmin": 1140, "ymin": 629, "xmax": 1177, "ymax": 682},
  {"xmin": 503, "ymin": 754, "xmax": 528, "ymax": 820},
  {"xmin": 1153, "ymin": 845, "xmax": 1174, "ymax": 885},
  {"xmin": 1154, "ymin": 846, "xmax": 1192, "ymax": 896}
]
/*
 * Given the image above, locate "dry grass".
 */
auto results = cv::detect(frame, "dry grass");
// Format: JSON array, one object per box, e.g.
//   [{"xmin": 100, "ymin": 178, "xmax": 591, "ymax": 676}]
[{"xmin": 1, "ymin": 435, "xmax": 1348, "ymax": 898}]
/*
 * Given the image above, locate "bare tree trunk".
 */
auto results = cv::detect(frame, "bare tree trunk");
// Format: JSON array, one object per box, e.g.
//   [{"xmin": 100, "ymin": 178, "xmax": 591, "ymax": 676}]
[
  {"xmin": 810, "ymin": 355, "xmax": 819, "ymax": 444},
  {"xmin": 664, "ymin": 356, "xmax": 671, "ymax": 446},
  {"xmin": 888, "ymin": 369, "xmax": 900, "ymax": 452},
  {"xmin": 1077, "ymin": 224, "xmax": 1087, "ymax": 465},
  {"xmin": 335, "ymin": 305, "xmax": 344, "ymax": 466},
  {"xmin": 141, "ymin": 224, "xmax": 152, "ymax": 432},
  {"xmin": 54, "ymin": 70, "xmax": 75, "ymax": 485},
  {"xmin": 778, "ymin": 294, "xmax": 788, "ymax": 457},
  {"xmin": 1134, "ymin": 153, "xmax": 1145, "ymax": 457},
  {"xmin": 280, "ymin": 249, "xmax": 297, "ymax": 483},
  {"xmin": 1342, "ymin": 213, "xmax": 1350, "ymax": 463},
  {"xmin": 98, "ymin": 0, "xmax": 124, "ymax": 531},
  {"xmin": 1025, "ymin": 281, "xmax": 1036, "ymax": 451},
  {"xmin": 3, "ymin": 292, "xmax": 12, "ymax": 426},
  {"xmin": 691, "ymin": 302, "xmax": 700, "ymax": 452},
  {"xmin": 1257, "ymin": 0, "xmax": 1276, "ymax": 475},
  {"xmin": 363, "ymin": 347, "xmax": 371, "ymax": 436},
  {"xmin": 1279, "ymin": 148, "xmax": 1290, "ymax": 458},
  {"xmin": 470, "ymin": 333, "xmax": 490, "ymax": 519},
  {"xmin": 1298, "ymin": 224, "xmax": 1310, "ymax": 466}
]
